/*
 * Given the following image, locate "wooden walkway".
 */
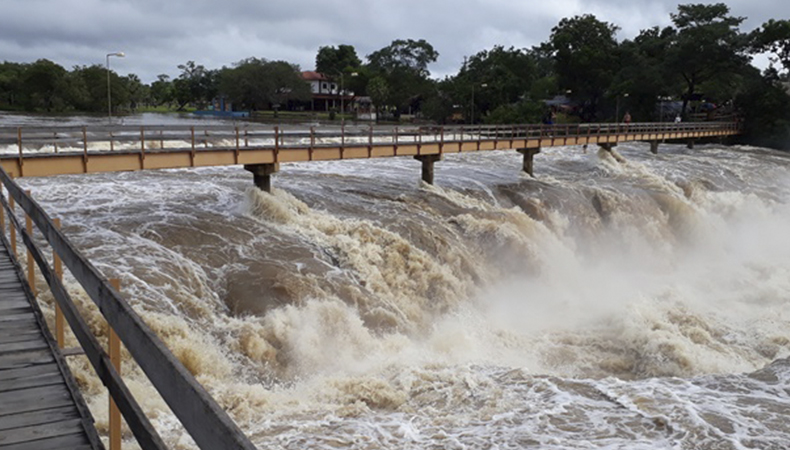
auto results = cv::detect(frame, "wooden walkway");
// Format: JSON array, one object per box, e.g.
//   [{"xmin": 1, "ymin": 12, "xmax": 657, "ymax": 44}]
[{"xmin": 0, "ymin": 238, "xmax": 102, "ymax": 450}]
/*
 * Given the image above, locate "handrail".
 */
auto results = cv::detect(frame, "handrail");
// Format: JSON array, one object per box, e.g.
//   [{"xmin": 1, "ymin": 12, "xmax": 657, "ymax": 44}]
[{"xmin": 0, "ymin": 166, "xmax": 256, "ymax": 449}]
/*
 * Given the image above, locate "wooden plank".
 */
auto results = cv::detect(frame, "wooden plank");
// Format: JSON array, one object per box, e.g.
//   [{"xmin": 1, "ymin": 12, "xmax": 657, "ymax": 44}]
[
  {"xmin": 0, "ymin": 406, "xmax": 78, "ymax": 432},
  {"xmin": 0, "ymin": 339, "xmax": 48, "ymax": 354},
  {"xmin": 0, "ymin": 370, "xmax": 65, "ymax": 392},
  {"xmin": 0, "ymin": 363, "xmax": 61, "ymax": 383},
  {"xmin": 0, "ymin": 348, "xmax": 54, "ymax": 370},
  {"xmin": 0, "ymin": 384, "xmax": 75, "ymax": 416},
  {"xmin": 0, "ymin": 431, "xmax": 91, "ymax": 450},
  {"xmin": 0, "ymin": 331, "xmax": 42, "ymax": 346},
  {"xmin": 0, "ymin": 418, "xmax": 85, "ymax": 446}
]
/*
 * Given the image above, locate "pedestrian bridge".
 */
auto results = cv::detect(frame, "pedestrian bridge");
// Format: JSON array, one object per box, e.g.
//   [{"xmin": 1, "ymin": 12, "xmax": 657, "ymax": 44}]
[{"xmin": 0, "ymin": 121, "xmax": 740, "ymax": 190}]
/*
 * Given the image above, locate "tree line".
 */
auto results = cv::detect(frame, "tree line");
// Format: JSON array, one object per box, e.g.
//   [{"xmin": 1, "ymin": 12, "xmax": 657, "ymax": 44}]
[{"xmin": 1, "ymin": 3, "xmax": 789, "ymax": 148}]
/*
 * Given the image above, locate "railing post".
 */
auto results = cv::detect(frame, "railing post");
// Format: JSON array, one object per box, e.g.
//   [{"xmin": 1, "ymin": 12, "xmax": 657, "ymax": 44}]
[
  {"xmin": 17, "ymin": 127, "xmax": 24, "ymax": 177},
  {"xmin": 190, "ymin": 127, "xmax": 196, "ymax": 166},
  {"xmin": 25, "ymin": 190, "xmax": 35, "ymax": 297},
  {"xmin": 274, "ymin": 126, "xmax": 280, "ymax": 162},
  {"xmin": 234, "ymin": 126, "xmax": 240, "ymax": 164},
  {"xmin": 53, "ymin": 218, "xmax": 65, "ymax": 349},
  {"xmin": 340, "ymin": 123, "xmax": 345, "ymax": 159},
  {"xmin": 109, "ymin": 130, "xmax": 114, "ymax": 152},
  {"xmin": 9, "ymin": 183, "xmax": 16, "ymax": 259},
  {"xmin": 82, "ymin": 127, "xmax": 88, "ymax": 173},
  {"xmin": 109, "ymin": 278, "xmax": 123, "ymax": 450},
  {"xmin": 309, "ymin": 126, "xmax": 315, "ymax": 161},
  {"xmin": 368, "ymin": 124, "xmax": 374, "ymax": 158}
]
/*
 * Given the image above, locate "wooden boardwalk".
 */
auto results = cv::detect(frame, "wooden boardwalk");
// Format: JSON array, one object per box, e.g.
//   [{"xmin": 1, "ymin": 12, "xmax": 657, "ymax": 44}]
[{"xmin": 0, "ymin": 238, "xmax": 102, "ymax": 450}]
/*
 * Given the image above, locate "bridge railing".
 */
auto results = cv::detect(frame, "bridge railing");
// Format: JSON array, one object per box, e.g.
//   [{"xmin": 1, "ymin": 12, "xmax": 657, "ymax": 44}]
[
  {"xmin": 0, "ymin": 121, "xmax": 740, "ymax": 160},
  {"xmin": 0, "ymin": 166, "xmax": 256, "ymax": 449}
]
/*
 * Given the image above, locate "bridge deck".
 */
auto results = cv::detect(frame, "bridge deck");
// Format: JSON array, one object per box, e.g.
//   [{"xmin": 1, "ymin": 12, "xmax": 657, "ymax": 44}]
[{"xmin": 0, "ymin": 238, "xmax": 102, "ymax": 450}]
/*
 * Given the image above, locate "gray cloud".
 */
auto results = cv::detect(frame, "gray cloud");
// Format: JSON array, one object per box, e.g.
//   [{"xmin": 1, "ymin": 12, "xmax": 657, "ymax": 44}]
[{"xmin": 1, "ymin": 0, "xmax": 787, "ymax": 82}]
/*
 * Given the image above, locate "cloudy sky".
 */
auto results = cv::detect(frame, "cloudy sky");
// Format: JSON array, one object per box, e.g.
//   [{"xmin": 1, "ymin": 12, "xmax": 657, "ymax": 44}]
[{"xmin": 1, "ymin": 0, "xmax": 786, "ymax": 83}]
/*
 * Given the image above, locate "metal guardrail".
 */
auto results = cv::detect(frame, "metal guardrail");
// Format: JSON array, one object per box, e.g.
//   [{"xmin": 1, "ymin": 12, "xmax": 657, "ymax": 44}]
[
  {"xmin": 0, "ymin": 167, "xmax": 256, "ymax": 449},
  {"xmin": 0, "ymin": 121, "xmax": 741, "ymax": 157}
]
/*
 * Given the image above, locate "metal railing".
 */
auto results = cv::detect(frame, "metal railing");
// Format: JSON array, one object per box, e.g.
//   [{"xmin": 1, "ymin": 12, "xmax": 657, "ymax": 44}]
[
  {"xmin": 0, "ymin": 166, "xmax": 256, "ymax": 449},
  {"xmin": 0, "ymin": 121, "xmax": 740, "ymax": 157}
]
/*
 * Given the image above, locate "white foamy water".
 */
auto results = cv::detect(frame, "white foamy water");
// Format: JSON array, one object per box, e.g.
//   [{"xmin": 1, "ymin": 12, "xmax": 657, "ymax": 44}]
[{"xmin": 5, "ymin": 114, "xmax": 790, "ymax": 449}]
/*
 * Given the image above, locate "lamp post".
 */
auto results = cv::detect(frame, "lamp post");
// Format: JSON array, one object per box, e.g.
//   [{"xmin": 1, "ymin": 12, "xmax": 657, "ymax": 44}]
[
  {"xmin": 340, "ymin": 71, "xmax": 358, "ymax": 126},
  {"xmin": 615, "ymin": 92, "xmax": 629, "ymax": 124},
  {"xmin": 106, "ymin": 52, "xmax": 125, "ymax": 123},
  {"xmin": 470, "ymin": 83, "xmax": 488, "ymax": 124}
]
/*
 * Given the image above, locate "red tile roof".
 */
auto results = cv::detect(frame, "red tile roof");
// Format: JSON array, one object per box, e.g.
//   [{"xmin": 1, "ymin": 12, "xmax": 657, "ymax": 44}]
[{"xmin": 301, "ymin": 71, "xmax": 329, "ymax": 81}]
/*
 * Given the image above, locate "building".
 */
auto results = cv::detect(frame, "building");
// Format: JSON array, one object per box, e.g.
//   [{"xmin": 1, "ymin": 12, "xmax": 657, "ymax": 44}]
[{"xmin": 301, "ymin": 71, "xmax": 353, "ymax": 112}]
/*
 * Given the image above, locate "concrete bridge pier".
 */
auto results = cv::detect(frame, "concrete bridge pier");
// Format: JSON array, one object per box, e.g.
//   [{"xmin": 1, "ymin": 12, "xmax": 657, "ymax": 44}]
[
  {"xmin": 244, "ymin": 163, "xmax": 279, "ymax": 193},
  {"xmin": 687, "ymin": 139, "xmax": 695, "ymax": 149},
  {"xmin": 414, "ymin": 154, "xmax": 442, "ymax": 184},
  {"xmin": 516, "ymin": 148, "xmax": 541, "ymax": 177},
  {"xmin": 598, "ymin": 143, "xmax": 626, "ymax": 163},
  {"xmin": 650, "ymin": 141, "xmax": 660, "ymax": 154}
]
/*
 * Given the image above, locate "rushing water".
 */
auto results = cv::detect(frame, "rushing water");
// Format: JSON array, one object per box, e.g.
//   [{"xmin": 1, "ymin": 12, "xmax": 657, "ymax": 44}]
[{"xmin": 3, "ymin": 113, "xmax": 790, "ymax": 449}]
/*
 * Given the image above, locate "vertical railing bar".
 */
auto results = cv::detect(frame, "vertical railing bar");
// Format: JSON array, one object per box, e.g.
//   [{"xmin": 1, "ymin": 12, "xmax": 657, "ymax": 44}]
[
  {"xmin": 274, "ymin": 126, "xmax": 280, "ymax": 163},
  {"xmin": 25, "ymin": 190, "xmax": 35, "ymax": 297},
  {"xmin": 17, "ymin": 127, "xmax": 24, "ymax": 177},
  {"xmin": 234, "ymin": 126, "xmax": 240, "ymax": 165},
  {"xmin": 53, "ymin": 218, "xmax": 65, "ymax": 349},
  {"xmin": 82, "ymin": 127, "xmax": 88, "ymax": 173},
  {"xmin": 109, "ymin": 278, "xmax": 123, "ymax": 450},
  {"xmin": 190, "ymin": 126, "xmax": 196, "ymax": 166},
  {"xmin": 309, "ymin": 126, "xmax": 315, "ymax": 161}
]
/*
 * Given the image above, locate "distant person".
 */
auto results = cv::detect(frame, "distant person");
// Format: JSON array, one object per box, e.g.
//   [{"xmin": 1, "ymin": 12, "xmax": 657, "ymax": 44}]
[
  {"xmin": 623, "ymin": 111, "xmax": 632, "ymax": 124},
  {"xmin": 674, "ymin": 114, "xmax": 682, "ymax": 123}
]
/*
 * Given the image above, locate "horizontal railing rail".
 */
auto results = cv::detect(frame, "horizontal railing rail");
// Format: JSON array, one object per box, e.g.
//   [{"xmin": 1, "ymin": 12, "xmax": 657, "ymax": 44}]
[{"xmin": 0, "ymin": 166, "xmax": 256, "ymax": 449}]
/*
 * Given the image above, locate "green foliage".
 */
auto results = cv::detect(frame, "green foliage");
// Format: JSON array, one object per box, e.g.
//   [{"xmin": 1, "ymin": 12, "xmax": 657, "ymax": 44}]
[
  {"xmin": 367, "ymin": 39, "xmax": 439, "ymax": 113},
  {"xmin": 549, "ymin": 14, "xmax": 619, "ymax": 120},
  {"xmin": 483, "ymin": 101, "xmax": 544, "ymax": 125},
  {"xmin": 217, "ymin": 58, "xmax": 311, "ymax": 111},
  {"xmin": 666, "ymin": 3, "xmax": 749, "ymax": 114},
  {"xmin": 457, "ymin": 46, "xmax": 538, "ymax": 121},
  {"xmin": 751, "ymin": 19, "xmax": 790, "ymax": 74},
  {"xmin": 734, "ymin": 67, "xmax": 790, "ymax": 149},
  {"xmin": 316, "ymin": 45, "xmax": 362, "ymax": 77}
]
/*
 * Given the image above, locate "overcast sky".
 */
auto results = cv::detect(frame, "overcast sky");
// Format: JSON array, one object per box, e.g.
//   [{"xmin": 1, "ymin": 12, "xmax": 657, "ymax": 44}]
[{"xmin": 1, "ymin": 0, "xmax": 786, "ymax": 83}]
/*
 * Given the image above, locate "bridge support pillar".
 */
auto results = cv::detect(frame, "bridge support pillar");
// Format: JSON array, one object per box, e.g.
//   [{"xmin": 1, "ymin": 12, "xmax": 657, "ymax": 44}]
[
  {"xmin": 598, "ymin": 143, "xmax": 626, "ymax": 163},
  {"xmin": 649, "ymin": 141, "xmax": 659, "ymax": 154},
  {"xmin": 516, "ymin": 148, "xmax": 541, "ymax": 177},
  {"xmin": 687, "ymin": 139, "xmax": 695, "ymax": 150},
  {"xmin": 414, "ymin": 154, "xmax": 442, "ymax": 185},
  {"xmin": 244, "ymin": 163, "xmax": 279, "ymax": 193}
]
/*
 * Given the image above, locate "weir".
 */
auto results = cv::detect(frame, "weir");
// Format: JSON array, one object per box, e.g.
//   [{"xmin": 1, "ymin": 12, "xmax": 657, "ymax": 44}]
[{"xmin": 0, "ymin": 121, "xmax": 741, "ymax": 192}]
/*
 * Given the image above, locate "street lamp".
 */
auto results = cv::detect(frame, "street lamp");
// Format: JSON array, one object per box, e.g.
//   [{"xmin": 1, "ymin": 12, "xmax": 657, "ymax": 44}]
[
  {"xmin": 340, "ymin": 71, "xmax": 358, "ymax": 126},
  {"xmin": 471, "ymin": 83, "xmax": 487, "ymax": 124},
  {"xmin": 615, "ymin": 92, "xmax": 629, "ymax": 124},
  {"xmin": 106, "ymin": 52, "xmax": 125, "ymax": 123}
]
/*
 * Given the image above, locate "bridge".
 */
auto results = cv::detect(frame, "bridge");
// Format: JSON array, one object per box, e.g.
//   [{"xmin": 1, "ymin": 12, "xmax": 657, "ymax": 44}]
[
  {"xmin": 1, "ymin": 121, "xmax": 740, "ymax": 191},
  {"xmin": 0, "ymin": 120, "xmax": 740, "ymax": 449}
]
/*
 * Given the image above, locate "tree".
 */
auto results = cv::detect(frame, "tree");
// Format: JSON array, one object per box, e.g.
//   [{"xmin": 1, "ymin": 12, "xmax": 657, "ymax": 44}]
[
  {"xmin": 217, "ymin": 58, "xmax": 311, "ymax": 111},
  {"xmin": 315, "ymin": 44, "xmax": 362, "ymax": 76},
  {"xmin": 150, "ymin": 74, "xmax": 173, "ymax": 106},
  {"xmin": 457, "ymin": 46, "xmax": 538, "ymax": 122},
  {"xmin": 751, "ymin": 19, "xmax": 790, "ymax": 75},
  {"xmin": 665, "ymin": 3, "xmax": 750, "ymax": 116},
  {"xmin": 20, "ymin": 59, "xmax": 68, "ymax": 111},
  {"xmin": 367, "ymin": 39, "xmax": 439, "ymax": 115},
  {"xmin": 366, "ymin": 76, "xmax": 389, "ymax": 121},
  {"xmin": 548, "ymin": 14, "xmax": 620, "ymax": 120},
  {"xmin": 172, "ymin": 61, "xmax": 218, "ymax": 110},
  {"xmin": 0, "ymin": 62, "xmax": 24, "ymax": 108}
]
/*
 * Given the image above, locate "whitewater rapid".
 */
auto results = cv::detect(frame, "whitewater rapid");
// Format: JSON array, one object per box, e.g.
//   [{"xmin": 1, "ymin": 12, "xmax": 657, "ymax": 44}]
[{"xmin": 5, "ymin": 115, "xmax": 789, "ymax": 449}]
